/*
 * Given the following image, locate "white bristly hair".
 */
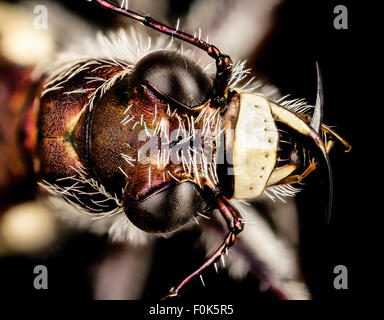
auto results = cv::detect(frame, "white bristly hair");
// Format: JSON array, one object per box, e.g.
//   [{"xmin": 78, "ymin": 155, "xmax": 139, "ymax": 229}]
[
  {"xmin": 38, "ymin": 24, "xmax": 313, "ymax": 243},
  {"xmin": 42, "ymin": 194, "xmax": 151, "ymax": 245}
]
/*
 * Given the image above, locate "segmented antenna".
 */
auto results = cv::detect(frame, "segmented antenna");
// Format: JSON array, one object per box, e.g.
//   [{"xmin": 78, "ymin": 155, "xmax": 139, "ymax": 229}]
[{"xmin": 88, "ymin": 0, "xmax": 233, "ymax": 105}]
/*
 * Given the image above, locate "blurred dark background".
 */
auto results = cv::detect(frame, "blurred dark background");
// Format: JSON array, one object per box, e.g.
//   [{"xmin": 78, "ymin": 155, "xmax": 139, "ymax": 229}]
[{"xmin": 0, "ymin": 0, "xmax": 360, "ymax": 301}]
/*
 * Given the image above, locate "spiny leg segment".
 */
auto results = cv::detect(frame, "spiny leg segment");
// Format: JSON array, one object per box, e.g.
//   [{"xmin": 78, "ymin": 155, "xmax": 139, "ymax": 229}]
[
  {"xmin": 91, "ymin": 0, "xmax": 233, "ymax": 104},
  {"xmin": 162, "ymin": 194, "xmax": 243, "ymax": 299}
]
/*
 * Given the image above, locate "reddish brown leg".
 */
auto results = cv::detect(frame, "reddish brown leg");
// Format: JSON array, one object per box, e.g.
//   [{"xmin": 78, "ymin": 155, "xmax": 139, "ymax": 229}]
[
  {"xmin": 93, "ymin": 0, "xmax": 233, "ymax": 104},
  {"xmin": 162, "ymin": 195, "xmax": 244, "ymax": 299}
]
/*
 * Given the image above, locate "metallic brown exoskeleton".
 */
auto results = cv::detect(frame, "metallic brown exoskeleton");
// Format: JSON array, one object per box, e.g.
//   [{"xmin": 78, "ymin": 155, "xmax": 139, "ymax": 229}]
[{"xmin": 0, "ymin": 0, "xmax": 351, "ymax": 298}]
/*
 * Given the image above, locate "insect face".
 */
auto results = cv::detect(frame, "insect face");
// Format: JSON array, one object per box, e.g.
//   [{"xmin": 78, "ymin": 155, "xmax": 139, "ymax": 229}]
[
  {"xmin": 33, "ymin": 0, "xmax": 350, "ymax": 298},
  {"xmin": 88, "ymin": 66, "xmax": 220, "ymax": 233}
]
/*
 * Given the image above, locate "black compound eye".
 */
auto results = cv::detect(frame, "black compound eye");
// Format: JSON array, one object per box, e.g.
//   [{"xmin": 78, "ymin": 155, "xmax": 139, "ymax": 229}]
[
  {"xmin": 132, "ymin": 50, "xmax": 213, "ymax": 108},
  {"xmin": 124, "ymin": 182, "xmax": 208, "ymax": 234}
]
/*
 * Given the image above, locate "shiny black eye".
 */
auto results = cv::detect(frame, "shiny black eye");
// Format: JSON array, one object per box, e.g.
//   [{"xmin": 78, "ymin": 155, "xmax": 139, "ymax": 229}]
[
  {"xmin": 131, "ymin": 50, "xmax": 213, "ymax": 108},
  {"xmin": 124, "ymin": 182, "xmax": 208, "ymax": 234}
]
